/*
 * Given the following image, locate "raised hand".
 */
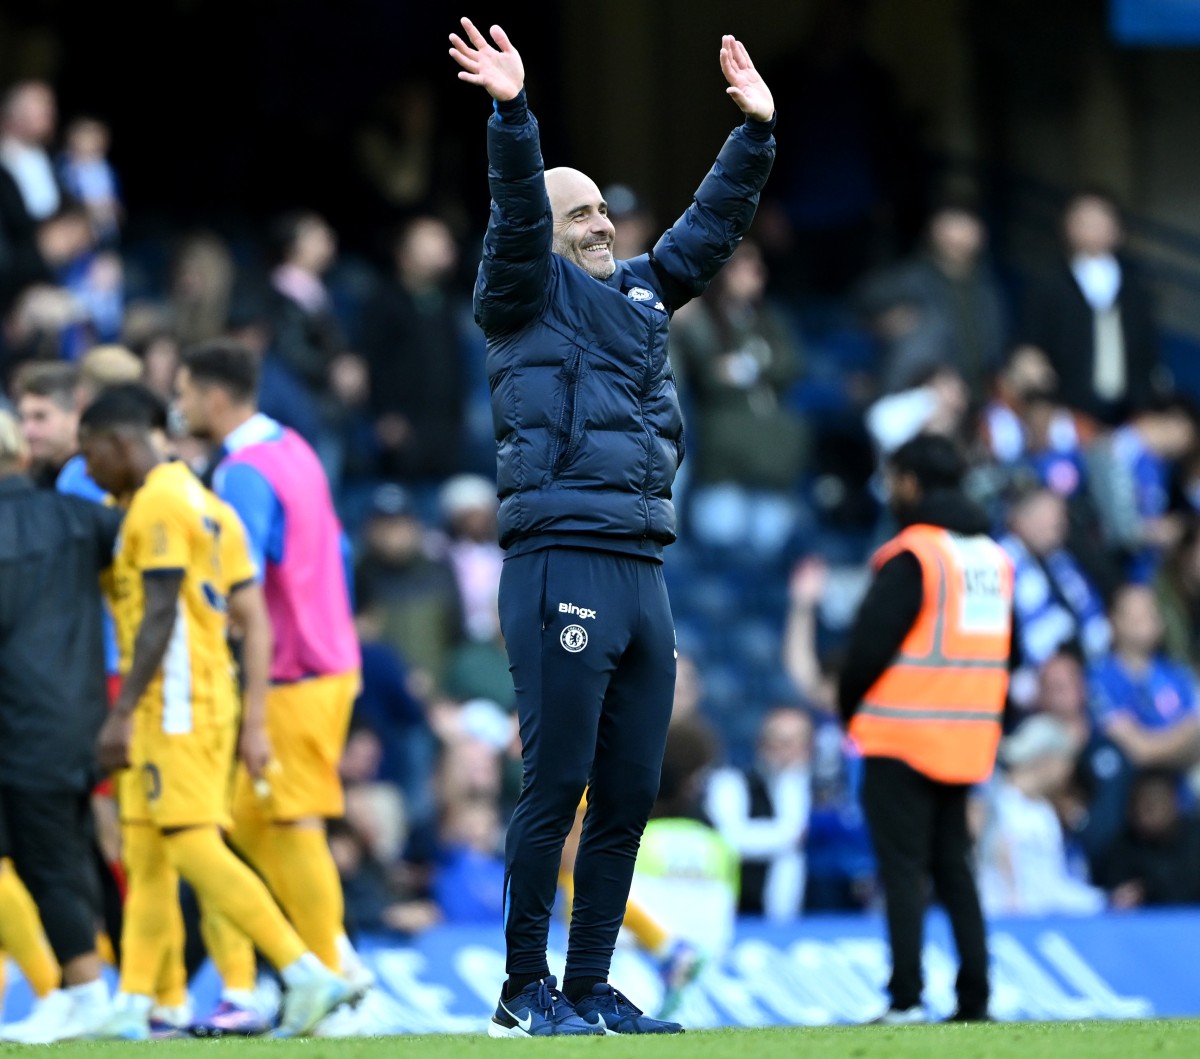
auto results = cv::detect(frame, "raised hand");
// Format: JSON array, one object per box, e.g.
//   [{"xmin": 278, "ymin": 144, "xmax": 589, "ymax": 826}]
[
  {"xmin": 449, "ymin": 17, "xmax": 524, "ymax": 102},
  {"xmin": 719, "ymin": 35, "xmax": 774, "ymax": 122},
  {"xmin": 789, "ymin": 556, "xmax": 828, "ymax": 610}
]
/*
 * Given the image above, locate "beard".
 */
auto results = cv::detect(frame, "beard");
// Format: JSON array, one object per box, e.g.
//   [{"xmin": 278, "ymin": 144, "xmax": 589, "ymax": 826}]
[{"xmin": 552, "ymin": 235, "xmax": 615, "ymax": 280}]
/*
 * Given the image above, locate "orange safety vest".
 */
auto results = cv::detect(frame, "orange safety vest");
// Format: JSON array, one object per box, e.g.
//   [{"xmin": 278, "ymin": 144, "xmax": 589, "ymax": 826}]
[{"xmin": 849, "ymin": 523, "xmax": 1014, "ymax": 784}]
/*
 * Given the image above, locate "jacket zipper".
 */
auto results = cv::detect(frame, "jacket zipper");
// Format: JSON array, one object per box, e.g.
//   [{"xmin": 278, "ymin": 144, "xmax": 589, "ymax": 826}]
[{"xmin": 551, "ymin": 345, "xmax": 584, "ymax": 478}]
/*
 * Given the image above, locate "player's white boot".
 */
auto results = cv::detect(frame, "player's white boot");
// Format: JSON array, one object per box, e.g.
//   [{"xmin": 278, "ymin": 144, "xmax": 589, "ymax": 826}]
[
  {"xmin": 0, "ymin": 989, "xmax": 77, "ymax": 1043},
  {"xmin": 0, "ymin": 980, "xmax": 112, "ymax": 1043}
]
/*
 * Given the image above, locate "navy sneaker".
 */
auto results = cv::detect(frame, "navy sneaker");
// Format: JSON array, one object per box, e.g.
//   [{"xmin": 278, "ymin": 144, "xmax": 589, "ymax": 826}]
[
  {"xmin": 488, "ymin": 976, "xmax": 604, "ymax": 1038},
  {"xmin": 573, "ymin": 983, "xmax": 684, "ymax": 1034}
]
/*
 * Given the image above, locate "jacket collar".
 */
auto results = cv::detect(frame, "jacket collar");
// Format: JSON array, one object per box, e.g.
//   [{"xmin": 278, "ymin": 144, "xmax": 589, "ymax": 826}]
[
  {"xmin": 898, "ymin": 488, "xmax": 991, "ymax": 535},
  {"xmin": 0, "ymin": 474, "xmax": 34, "ymax": 497}
]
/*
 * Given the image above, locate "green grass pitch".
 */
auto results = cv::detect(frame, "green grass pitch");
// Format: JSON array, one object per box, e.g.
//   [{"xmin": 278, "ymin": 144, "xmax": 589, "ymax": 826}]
[{"xmin": 4, "ymin": 1021, "xmax": 1200, "ymax": 1058}]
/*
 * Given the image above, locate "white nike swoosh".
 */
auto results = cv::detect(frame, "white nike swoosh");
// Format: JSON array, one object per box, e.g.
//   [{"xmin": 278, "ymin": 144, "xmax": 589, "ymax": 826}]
[{"xmin": 500, "ymin": 999, "xmax": 534, "ymax": 1034}]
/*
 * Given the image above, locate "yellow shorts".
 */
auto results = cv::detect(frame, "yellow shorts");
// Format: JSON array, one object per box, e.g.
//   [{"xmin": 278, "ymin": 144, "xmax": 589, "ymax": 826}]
[
  {"xmin": 118, "ymin": 722, "xmax": 235, "ymax": 830},
  {"xmin": 232, "ymin": 670, "xmax": 359, "ymax": 823}
]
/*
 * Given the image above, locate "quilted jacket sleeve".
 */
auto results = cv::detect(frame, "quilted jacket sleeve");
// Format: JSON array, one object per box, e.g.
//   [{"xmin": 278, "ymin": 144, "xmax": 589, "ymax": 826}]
[
  {"xmin": 651, "ymin": 116, "xmax": 776, "ymax": 310},
  {"xmin": 473, "ymin": 91, "xmax": 554, "ymax": 335}
]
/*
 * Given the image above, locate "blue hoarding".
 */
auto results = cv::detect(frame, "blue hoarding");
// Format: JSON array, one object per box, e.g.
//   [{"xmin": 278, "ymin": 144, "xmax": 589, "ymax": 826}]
[
  {"xmin": 1112, "ymin": 0, "xmax": 1200, "ymax": 45},
  {"xmin": 4, "ymin": 908, "xmax": 1194, "ymax": 1032}
]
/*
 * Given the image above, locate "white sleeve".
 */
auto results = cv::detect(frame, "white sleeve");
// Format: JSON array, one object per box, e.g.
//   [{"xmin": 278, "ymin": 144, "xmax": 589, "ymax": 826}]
[{"xmin": 704, "ymin": 767, "xmax": 809, "ymax": 858}]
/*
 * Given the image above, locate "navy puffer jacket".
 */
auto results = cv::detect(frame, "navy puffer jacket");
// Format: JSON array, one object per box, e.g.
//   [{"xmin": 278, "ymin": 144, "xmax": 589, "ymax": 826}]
[{"xmin": 475, "ymin": 92, "xmax": 776, "ymax": 553}]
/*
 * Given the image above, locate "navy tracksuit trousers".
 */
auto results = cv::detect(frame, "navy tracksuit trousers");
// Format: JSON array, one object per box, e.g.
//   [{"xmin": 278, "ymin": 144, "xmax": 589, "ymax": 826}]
[{"xmin": 498, "ymin": 546, "xmax": 677, "ymax": 981}]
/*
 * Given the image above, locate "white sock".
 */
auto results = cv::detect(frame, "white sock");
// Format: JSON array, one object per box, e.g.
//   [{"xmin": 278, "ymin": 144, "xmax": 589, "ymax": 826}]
[
  {"xmin": 67, "ymin": 979, "xmax": 110, "ymax": 1008},
  {"xmin": 220, "ymin": 988, "xmax": 258, "ymax": 1009},
  {"xmin": 150, "ymin": 1001, "xmax": 191, "ymax": 1025},
  {"xmin": 279, "ymin": 952, "xmax": 326, "ymax": 988},
  {"xmin": 111, "ymin": 992, "xmax": 153, "ymax": 1017},
  {"xmin": 336, "ymin": 933, "xmax": 360, "ymax": 969}
]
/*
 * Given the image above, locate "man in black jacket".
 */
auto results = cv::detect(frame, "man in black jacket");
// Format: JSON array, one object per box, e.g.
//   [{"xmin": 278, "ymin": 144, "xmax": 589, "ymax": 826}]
[
  {"xmin": 0, "ymin": 409, "xmax": 123, "ymax": 1042},
  {"xmin": 360, "ymin": 215, "xmax": 466, "ymax": 483},
  {"xmin": 450, "ymin": 17, "xmax": 775, "ymax": 1037},
  {"xmin": 1020, "ymin": 190, "xmax": 1161, "ymax": 426},
  {"xmin": 840, "ymin": 434, "xmax": 1015, "ymax": 1025}
]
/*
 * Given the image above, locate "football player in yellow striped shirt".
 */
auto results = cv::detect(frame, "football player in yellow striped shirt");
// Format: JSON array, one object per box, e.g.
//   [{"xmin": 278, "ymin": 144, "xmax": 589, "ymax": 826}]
[{"xmin": 79, "ymin": 386, "xmax": 354, "ymax": 1039}]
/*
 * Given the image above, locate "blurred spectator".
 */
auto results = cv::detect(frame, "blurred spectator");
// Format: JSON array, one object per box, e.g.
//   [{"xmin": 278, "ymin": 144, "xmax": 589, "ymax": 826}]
[
  {"xmin": 864, "ymin": 366, "xmax": 969, "ymax": 456},
  {"xmin": 857, "ymin": 198, "xmax": 1008, "ymax": 402},
  {"xmin": 441, "ymin": 605, "xmax": 514, "ymax": 711},
  {"xmin": 704, "ymin": 707, "xmax": 812, "ymax": 922},
  {"xmin": 129, "ymin": 327, "xmax": 181, "ymax": 404},
  {"xmin": 1096, "ymin": 769, "xmax": 1200, "ymax": 908},
  {"xmin": 780, "ymin": 557, "xmax": 876, "ymax": 911},
  {"xmin": 1031, "ymin": 649, "xmax": 1116, "ymax": 880},
  {"xmin": 1031, "ymin": 651, "xmax": 1093, "ymax": 754},
  {"xmin": 1086, "ymin": 395, "xmax": 1198, "ymax": 583},
  {"xmin": 979, "ymin": 346, "xmax": 1097, "ymax": 498},
  {"xmin": 670, "ymin": 239, "xmax": 807, "ymax": 559},
  {"xmin": 431, "ymin": 795, "xmax": 506, "ymax": 925},
  {"xmin": 267, "ymin": 210, "xmax": 344, "ymax": 392},
  {"xmin": 439, "ymin": 487, "xmax": 513, "ymax": 710},
  {"xmin": 1088, "ymin": 584, "xmax": 1200, "ymax": 778},
  {"xmin": 0, "ymin": 163, "xmax": 51, "ymax": 321},
  {"xmin": 344, "ymin": 781, "xmax": 410, "ymax": 868},
  {"xmin": 168, "ymin": 233, "xmax": 234, "ymax": 347},
  {"xmin": 1020, "ymin": 190, "xmax": 1163, "ymax": 426},
  {"xmin": 218, "ymin": 294, "xmax": 323, "ymax": 454},
  {"xmin": 976, "ymin": 714, "xmax": 1107, "ymax": 916},
  {"xmin": 603, "ymin": 184, "xmax": 655, "ymax": 260},
  {"xmin": 53, "ymin": 343, "xmax": 143, "ymax": 496},
  {"xmin": 628, "ymin": 717, "xmax": 736, "ymax": 1014},
  {"xmin": 0, "ymin": 81, "xmax": 61, "ymax": 222},
  {"xmin": 427, "ymin": 696, "xmax": 520, "ymax": 819},
  {"xmin": 13, "ymin": 360, "xmax": 78, "ymax": 487},
  {"xmin": 1155, "ymin": 517, "xmax": 1200, "ymax": 671},
  {"xmin": 361, "ymin": 215, "xmax": 466, "ymax": 484},
  {"xmin": 999, "ymin": 485, "xmax": 1110, "ymax": 707},
  {"xmin": 56, "ymin": 117, "xmax": 121, "ymax": 246},
  {"xmin": 266, "ymin": 210, "xmax": 369, "ymax": 487},
  {"xmin": 781, "ymin": 556, "xmax": 835, "ymax": 710},
  {"xmin": 353, "ymin": 483, "xmax": 465, "ymax": 697},
  {"xmin": 438, "ymin": 473, "xmax": 502, "ymax": 643},
  {"xmin": 328, "ymin": 816, "xmax": 439, "ymax": 940},
  {"xmin": 3, "ymin": 283, "xmax": 79, "ymax": 366},
  {"xmin": 975, "ymin": 346, "xmax": 1124, "ymax": 597},
  {"xmin": 351, "ymin": 582, "xmax": 437, "ymax": 840},
  {"xmin": 38, "ymin": 203, "xmax": 122, "ymax": 357}
]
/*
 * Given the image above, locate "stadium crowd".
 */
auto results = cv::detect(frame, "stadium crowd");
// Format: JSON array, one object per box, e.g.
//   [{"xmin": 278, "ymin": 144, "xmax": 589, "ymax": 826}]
[{"xmin": 2, "ymin": 61, "xmax": 1200, "ymax": 1034}]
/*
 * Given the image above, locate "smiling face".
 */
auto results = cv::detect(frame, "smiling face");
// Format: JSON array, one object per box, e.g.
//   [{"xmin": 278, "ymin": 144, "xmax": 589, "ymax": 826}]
[{"xmin": 546, "ymin": 167, "xmax": 616, "ymax": 280}]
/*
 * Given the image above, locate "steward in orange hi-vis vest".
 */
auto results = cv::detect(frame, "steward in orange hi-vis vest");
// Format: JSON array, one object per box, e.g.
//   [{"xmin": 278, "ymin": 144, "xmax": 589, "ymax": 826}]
[
  {"xmin": 841, "ymin": 434, "xmax": 1004, "ymax": 1022},
  {"xmin": 850, "ymin": 525, "xmax": 1014, "ymax": 784}
]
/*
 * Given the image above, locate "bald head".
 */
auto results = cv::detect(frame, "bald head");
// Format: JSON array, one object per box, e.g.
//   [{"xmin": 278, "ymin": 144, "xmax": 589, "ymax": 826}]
[
  {"xmin": 545, "ymin": 167, "xmax": 616, "ymax": 280},
  {"xmin": 545, "ymin": 167, "xmax": 600, "ymax": 215}
]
